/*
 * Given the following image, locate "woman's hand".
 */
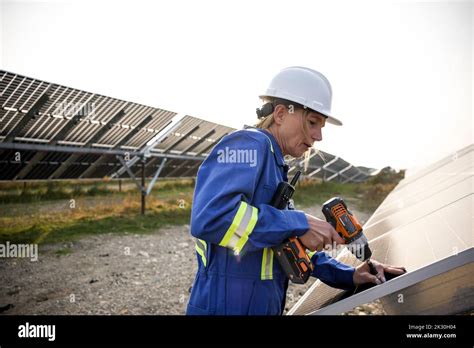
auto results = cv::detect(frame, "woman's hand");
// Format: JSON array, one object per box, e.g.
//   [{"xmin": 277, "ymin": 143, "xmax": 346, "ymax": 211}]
[
  {"xmin": 353, "ymin": 259, "xmax": 407, "ymax": 286},
  {"xmin": 299, "ymin": 214, "xmax": 344, "ymax": 251}
]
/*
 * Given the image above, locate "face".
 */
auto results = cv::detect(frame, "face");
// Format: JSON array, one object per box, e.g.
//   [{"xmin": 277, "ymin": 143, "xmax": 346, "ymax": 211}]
[{"xmin": 271, "ymin": 105, "xmax": 326, "ymax": 157}]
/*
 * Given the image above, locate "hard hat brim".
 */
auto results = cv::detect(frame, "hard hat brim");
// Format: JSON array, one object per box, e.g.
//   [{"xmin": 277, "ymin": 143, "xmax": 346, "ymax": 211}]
[{"xmin": 325, "ymin": 115, "xmax": 343, "ymax": 126}]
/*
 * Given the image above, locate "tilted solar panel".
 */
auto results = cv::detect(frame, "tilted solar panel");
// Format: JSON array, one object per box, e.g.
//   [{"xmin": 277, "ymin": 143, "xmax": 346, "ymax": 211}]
[{"xmin": 288, "ymin": 144, "xmax": 473, "ymax": 315}]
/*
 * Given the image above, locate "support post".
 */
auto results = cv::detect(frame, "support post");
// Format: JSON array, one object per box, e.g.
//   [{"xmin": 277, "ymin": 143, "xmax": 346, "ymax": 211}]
[{"xmin": 141, "ymin": 157, "xmax": 146, "ymax": 215}]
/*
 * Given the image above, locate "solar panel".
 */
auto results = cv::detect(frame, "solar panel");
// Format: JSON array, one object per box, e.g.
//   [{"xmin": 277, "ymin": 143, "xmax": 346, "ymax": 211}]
[
  {"xmin": 0, "ymin": 69, "xmax": 371, "ymax": 187},
  {"xmin": 288, "ymin": 144, "xmax": 473, "ymax": 315},
  {"xmin": 0, "ymin": 70, "xmax": 234, "ymax": 180},
  {"xmin": 288, "ymin": 149, "xmax": 373, "ymax": 183}
]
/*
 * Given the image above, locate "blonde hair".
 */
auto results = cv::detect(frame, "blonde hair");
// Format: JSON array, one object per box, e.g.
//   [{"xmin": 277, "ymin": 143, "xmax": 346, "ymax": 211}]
[
  {"xmin": 255, "ymin": 97, "xmax": 320, "ymax": 171},
  {"xmin": 255, "ymin": 97, "xmax": 276, "ymax": 129},
  {"xmin": 255, "ymin": 97, "xmax": 311, "ymax": 136}
]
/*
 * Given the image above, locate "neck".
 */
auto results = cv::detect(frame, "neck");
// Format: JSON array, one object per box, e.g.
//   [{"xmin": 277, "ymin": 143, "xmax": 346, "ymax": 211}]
[{"xmin": 266, "ymin": 125, "xmax": 287, "ymax": 156}]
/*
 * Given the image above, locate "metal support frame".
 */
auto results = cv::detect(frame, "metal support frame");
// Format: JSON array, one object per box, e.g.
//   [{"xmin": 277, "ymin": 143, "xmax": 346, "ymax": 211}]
[
  {"xmin": 116, "ymin": 155, "xmax": 169, "ymax": 215},
  {"xmin": 0, "ymin": 142, "xmax": 141, "ymax": 157},
  {"xmin": 111, "ymin": 113, "xmax": 187, "ymax": 179},
  {"xmin": 288, "ymin": 148, "xmax": 321, "ymax": 173},
  {"xmin": 326, "ymin": 164, "xmax": 353, "ymax": 182},
  {"xmin": 305, "ymin": 165, "xmax": 322, "ymax": 178},
  {"xmin": 342, "ymin": 171, "xmax": 364, "ymax": 184},
  {"xmin": 307, "ymin": 156, "xmax": 339, "ymax": 178},
  {"xmin": 307, "ymin": 163, "xmax": 369, "ymax": 183},
  {"xmin": 0, "ymin": 141, "xmax": 204, "ymax": 160},
  {"xmin": 289, "ymin": 149, "xmax": 371, "ymax": 184},
  {"xmin": 0, "ymin": 141, "xmax": 204, "ymax": 182},
  {"xmin": 326, "ymin": 170, "xmax": 339, "ymax": 182},
  {"xmin": 133, "ymin": 123, "xmax": 201, "ymax": 177},
  {"xmin": 141, "ymin": 157, "xmax": 146, "ymax": 215},
  {"xmin": 146, "ymin": 158, "xmax": 167, "ymax": 196},
  {"xmin": 116, "ymin": 155, "xmax": 145, "ymax": 194}
]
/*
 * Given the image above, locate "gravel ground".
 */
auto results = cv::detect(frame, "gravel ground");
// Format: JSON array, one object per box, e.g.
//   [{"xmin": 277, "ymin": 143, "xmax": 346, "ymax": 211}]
[
  {"xmin": 0, "ymin": 204, "xmax": 385, "ymax": 315},
  {"xmin": 0, "ymin": 226, "xmax": 196, "ymax": 315}
]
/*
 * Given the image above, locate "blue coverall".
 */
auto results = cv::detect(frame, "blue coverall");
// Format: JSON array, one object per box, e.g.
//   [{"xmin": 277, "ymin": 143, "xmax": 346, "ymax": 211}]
[{"xmin": 186, "ymin": 128, "xmax": 355, "ymax": 315}]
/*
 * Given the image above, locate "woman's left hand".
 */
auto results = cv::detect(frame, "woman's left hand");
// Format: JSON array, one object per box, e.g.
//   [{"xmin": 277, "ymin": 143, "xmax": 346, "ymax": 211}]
[{"xmin": 353, "ymin": 259, "xmax": 407, "ymax": 286}]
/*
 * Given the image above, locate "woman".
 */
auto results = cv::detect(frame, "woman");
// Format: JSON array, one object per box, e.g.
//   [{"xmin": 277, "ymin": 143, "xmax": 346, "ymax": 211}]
[{"xmin": 186, "ymin": 66, "xmax": 406, "ymax": 315}]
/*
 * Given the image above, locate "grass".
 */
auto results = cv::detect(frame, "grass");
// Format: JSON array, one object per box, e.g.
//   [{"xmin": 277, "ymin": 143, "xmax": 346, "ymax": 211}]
[
  {"xmin": 41, "ymin": 208, "xmax": 191, "ymax": 245},
  {"xmin": 294, "ymin": 168, "xmax": 405, "ymax": 212},
  {"xmin": 294, "ymin": 180, "xmax": 361, "ymax": 208},
  {"xmin": 0, "ymin": 204, "xmax": 192, "ymax": 245},
  {"xmin": 0, "ymin": 179, "xmax": 194, "ymax": 204},
  {"xmin": 0, "ymin": 187, "xmax": 193, "ymax": 245},
  {"xmin": 55, "ymin": 248, "xmax": 73, "ymax": 256},
  {"xmin": 0, "ymin": 171, "xmax": 403, "ymax": 246}
]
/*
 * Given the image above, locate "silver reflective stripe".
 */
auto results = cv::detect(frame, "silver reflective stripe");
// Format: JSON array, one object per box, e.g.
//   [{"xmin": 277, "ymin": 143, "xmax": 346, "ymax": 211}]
[
  {"xmin": 261, "ymin": 247, "xmax": 274, "ymax": 280},
  {"xmin": 196, "ymin": 238, "xmax": 207, "ymax": 252},
  {"xmin": 195, "ymin": 238, "xmax": 207, "ymax": 267},
  {"xmin": 226, "ymin": 202, "xmax": 255, "ymax": 249}
]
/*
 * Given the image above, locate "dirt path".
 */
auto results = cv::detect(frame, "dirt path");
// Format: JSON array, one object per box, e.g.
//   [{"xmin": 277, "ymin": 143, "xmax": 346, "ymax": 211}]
[{"xmin": 0, "ymin": 204, "xmax": 384, "ymax": 315}]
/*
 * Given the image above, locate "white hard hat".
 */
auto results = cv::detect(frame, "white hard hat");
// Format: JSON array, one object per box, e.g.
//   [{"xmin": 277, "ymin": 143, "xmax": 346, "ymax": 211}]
[{"xmin": 260, "ymin": 66, "xmax": 343, "ymax": 126}]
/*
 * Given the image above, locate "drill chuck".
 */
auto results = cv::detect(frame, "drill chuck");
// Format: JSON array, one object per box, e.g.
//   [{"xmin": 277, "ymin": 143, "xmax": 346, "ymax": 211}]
[{"xmin": 347, "ymin": 233, "xmax": 372, "ymax": 261}]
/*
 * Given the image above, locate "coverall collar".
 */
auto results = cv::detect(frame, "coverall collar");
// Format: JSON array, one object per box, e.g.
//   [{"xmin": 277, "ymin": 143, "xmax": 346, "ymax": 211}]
[{"xmin": 258, "ymin": 129, "xmax": 286, "ymax": 168}]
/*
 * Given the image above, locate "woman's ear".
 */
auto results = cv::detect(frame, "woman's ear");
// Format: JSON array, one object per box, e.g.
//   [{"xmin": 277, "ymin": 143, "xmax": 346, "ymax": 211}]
[{"xmin": 273, "ymin": 104, "xmax": 287, "ymax": 126}]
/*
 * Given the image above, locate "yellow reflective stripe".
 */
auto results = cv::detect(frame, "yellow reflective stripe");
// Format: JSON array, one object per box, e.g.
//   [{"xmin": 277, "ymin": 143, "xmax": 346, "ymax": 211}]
[
  {"xmin": 261, "ymin": 247, "xmax": 274, "ymax": 280},
  {"xmin": 195, "ymin": 239, "xmax": 207, "ymax": 267},
  {"xmin": 233, "ymin": 206, "xmax": 258, "ymax": 254},
  {"xmin": 307, "ymin": 250, "xmax": 316, "ymax": 259},
  {"xmin": 219, "ymin": 201, "xmax": 248, "ymax": 248}
]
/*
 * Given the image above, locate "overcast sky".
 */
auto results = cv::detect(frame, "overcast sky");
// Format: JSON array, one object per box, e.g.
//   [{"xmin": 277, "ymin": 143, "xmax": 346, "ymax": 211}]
[{"xmin": 1, "ymin": 0, "xmax": 472, "ymax": 171}]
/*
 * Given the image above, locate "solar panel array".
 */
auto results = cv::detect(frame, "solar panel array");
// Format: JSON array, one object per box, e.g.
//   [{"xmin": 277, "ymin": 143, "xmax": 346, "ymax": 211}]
[
  {"xmin": 0, "ymin": 70, "xmax": 234, "ymax": 180},
  {"xmin": 288, "ymin": 149, "xmax": 373, "ymax": 183},
  {"xmin": 289, "ymin": 144, "xmax": 473, "ymax": 315},
  {"xmin": 0, "ymin": 70, "xmax": 372, "ymax": 183}
]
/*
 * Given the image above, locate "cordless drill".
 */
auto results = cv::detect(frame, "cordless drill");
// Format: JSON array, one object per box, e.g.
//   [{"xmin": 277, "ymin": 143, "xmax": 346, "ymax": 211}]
[
  {"xmin": 322, "ymin": 197, "xmax": 372, "ymax": 261},
  {"xmin": 272, "ymin": 174, "xmax": 375, "ymax": 283},
  {"xmin": 322, "ymin": 197, "xmax": 377, "ymax": 275}
]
